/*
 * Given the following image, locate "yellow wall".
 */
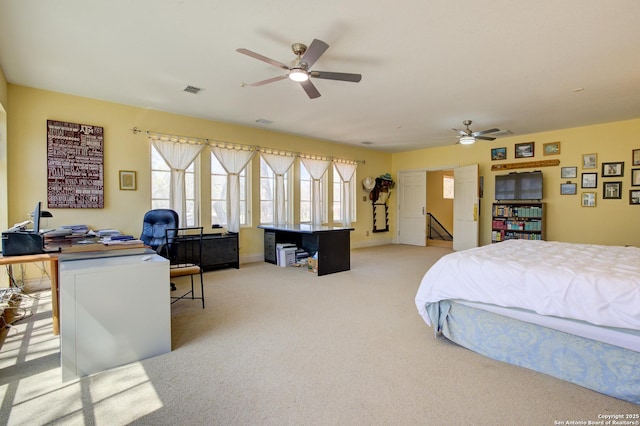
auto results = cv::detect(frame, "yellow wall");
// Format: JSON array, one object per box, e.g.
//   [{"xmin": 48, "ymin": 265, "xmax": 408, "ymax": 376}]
[
  {"xmin": 426, "ymin": 170, "xmax": 454, "ymax": 235},
  {"xmin": 6, "ymin": 85, "xmax": 393, "ymax": 259},
  {"xmin": 0, "ymin": 68, "xmax": 7, "ymax": 231},
  {"xmin": 392, "ymin": 118, "xmax": 640, "ymax": 247}
]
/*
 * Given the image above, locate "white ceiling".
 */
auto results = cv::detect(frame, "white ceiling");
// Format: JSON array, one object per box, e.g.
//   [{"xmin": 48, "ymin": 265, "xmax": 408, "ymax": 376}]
[{"xmin": 1, "ymin": 1, "xmax": 639, "ymax": 153}]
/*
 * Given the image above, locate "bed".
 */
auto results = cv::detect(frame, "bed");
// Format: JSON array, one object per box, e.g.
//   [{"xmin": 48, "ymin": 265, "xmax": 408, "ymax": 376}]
[{"xmin": 414, "ymin": 239, "xmax": 640, "ymax": 404}]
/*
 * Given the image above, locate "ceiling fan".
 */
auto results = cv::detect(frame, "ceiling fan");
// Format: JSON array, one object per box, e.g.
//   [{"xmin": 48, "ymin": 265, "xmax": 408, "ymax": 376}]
[
  {"xmin": 236, "ymin": 39, "xmax": 362, "ymax": 99},
  {"xmin": 452, "ymin": 120, "xmax": 501, "ymax": 144}
]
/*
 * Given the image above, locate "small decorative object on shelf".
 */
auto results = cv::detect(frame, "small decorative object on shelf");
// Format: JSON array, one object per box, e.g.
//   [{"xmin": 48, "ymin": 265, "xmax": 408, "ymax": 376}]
[{"xmin": 491, "ymin": 202, "xmax": 545, "ymax": 243}]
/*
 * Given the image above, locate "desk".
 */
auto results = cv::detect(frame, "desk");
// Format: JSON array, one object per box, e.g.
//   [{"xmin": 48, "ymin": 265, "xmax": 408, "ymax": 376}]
[
  {"xmin": 0, "ymin": 242, "xmax": 145, "ymax": 335},
  {"xmin": 258, "ymin": 224, "xmax": 354, "ymax": 276}
]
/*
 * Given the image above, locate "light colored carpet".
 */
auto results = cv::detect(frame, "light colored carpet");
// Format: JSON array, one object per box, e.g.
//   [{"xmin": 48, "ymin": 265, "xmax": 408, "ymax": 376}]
[{"xmin": 0, "ymin": 244, "xmax": 638, "ymax": 425}]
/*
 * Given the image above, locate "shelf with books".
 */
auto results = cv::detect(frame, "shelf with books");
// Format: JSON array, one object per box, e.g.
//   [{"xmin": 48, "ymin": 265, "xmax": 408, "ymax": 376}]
[{"xmin": 491, "ymin": 202, "xmax": 545, "ymax": 243}]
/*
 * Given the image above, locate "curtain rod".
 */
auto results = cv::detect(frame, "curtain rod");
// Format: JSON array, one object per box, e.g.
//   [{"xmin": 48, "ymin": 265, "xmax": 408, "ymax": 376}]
[{"xmin": 131, "ymin": 127, "xmax": 365, "ymax": 165}]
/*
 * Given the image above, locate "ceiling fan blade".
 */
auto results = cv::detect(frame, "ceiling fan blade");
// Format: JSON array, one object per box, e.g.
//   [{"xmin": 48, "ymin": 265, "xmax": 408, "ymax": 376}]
[
  {"xmin": 452, "ymin": 128, "xmax": 469, "ymax": 136},
  {"xmin": 301, "ymin": 39, "xmax": 329, "ymax": 68},
  {"xmin": 472, "ymin": 128, "xmax": 500, "ymax": 137},
  {"xmin": 300, "ymin": 80, "xmax": 321, "ymax": 99},
  {"xmin": 245, "ymin": 75, "xmax": 288, "ymax": 86},
  {"xmin": 475, "ymin": 135, "xmax": 496, "ymax": 141},
  {"xmin": 311, "ymin": 71, "xmax": 362, "ymax": 83},
  {"xmin": 236, "ymin": 48, "xmax": 289, "ymax": 70}
]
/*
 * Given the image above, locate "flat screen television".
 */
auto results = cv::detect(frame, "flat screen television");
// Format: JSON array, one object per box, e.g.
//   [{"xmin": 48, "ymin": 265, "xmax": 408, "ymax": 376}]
[{"xmin": 495, "ymin": 171, "xmax": 543, "ymax": 200}]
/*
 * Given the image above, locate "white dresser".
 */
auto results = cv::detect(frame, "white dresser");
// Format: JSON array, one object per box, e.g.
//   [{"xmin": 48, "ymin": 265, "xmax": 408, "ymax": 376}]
[{"xmin": 59, "ymin": 249, "xmax": 171, "ymax": 381}]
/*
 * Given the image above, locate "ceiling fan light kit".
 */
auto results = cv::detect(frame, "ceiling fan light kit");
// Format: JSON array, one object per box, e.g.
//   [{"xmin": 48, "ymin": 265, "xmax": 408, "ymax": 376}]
[
  {"xmin": 237, "ymin": 39, "xmax": 362, "ymax": 99},
  {"xmin": 452, "ymin": 120, "xmax": 503, "ymax": 144}
]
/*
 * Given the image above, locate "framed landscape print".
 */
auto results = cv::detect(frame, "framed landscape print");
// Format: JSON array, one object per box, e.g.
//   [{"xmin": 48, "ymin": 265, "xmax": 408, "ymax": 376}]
[
  {"xmin": 560, "ymin": 183, "xmax": 577, "ymax": 195},
  {"xmin": 491, "ymin": 147, "xmax": 506, "ymax": 161},
  {"xmin": 543, "ymin": 141, "xmax": 560, "ymax": 155},
  {"xmin": 515, "ymin": 142, "xmax": 535, "ymax": 158},
  {"xmin": 602, "ymin": 162, "xmax": 624, "ymax": 177},
  {"xmin": 561, "ymin": 167, "xmax": 577, "ymax": 179},
  {"xmin": 581, "ymin": 172, "xmax": 597, "ymax": 189}
]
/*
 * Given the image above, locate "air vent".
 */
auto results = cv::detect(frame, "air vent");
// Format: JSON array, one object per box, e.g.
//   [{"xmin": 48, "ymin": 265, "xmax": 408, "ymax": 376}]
[
  {"xmin": 255, "ymin": 119, "xmax": 273, "ymax": 125},
  {"xmin": 361, "ymin": 141, "xmax": 374, "ymax": 145},
  {"xmin": 183, "ymin": 85, "xmax": 202, "ymax": 94}
]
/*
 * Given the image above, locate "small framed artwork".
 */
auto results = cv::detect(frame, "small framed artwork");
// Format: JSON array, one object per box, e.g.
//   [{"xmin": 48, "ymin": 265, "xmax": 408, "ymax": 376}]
[
  {"xmin": 603, "ymin": 181, "xmax": 622, "ymax": 199},
  {"xmin": 543, "ymin": 141, "xmax": 560, "ymax": 156},
  {"xmin": 581, "ymin": 192, "xmax": 596, "ymax": 207},
  {"xmin": 582, "ymin": 153, "xmax": 597, "ymax": 169},
  {"xmin": 633, "ymin": 149, "xmax": 640, "ymax": 166},
  {"xmin": 581, "ymin": 172, "xmax": 597, "ymax": 188},
  {"xmin": 119, "ymin": 170, "xmax": 137, "ymax": 190},
  {"xmin": 602, "ymin": 162, "xmax": 624, "ymax": 177},
  {"xmin": 632, "ymin": 169, "xmax": 640, "ymax": 186},
  {"xmin": 491, "ymin": 147, "xmax": 506, "ymax": 161},
  {"xmin": 560, "ymin": 182, "xmax": 577, "ymax": 195},
  {"xmin": 561, "ymin": 167, "xmax": 577, "ymax": 179},
  {"xmin": 515, "ymin": 142, "xmax": 535, "ymax": 158},
  {"xmin": 630, "ymin": 190, "xmax": 640, "ymax": 205}
]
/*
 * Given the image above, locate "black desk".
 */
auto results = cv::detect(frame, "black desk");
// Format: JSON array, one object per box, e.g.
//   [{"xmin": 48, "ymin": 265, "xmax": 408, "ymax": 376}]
[{"xmin": 258, "ymin": 224, "xmax": 354, "ymax": 276}]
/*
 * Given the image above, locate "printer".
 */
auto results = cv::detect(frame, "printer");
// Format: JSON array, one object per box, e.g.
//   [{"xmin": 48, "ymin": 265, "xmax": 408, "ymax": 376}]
[{"xmin": 1, "ymin": 229, "xmax": 45, "ymax": 256}]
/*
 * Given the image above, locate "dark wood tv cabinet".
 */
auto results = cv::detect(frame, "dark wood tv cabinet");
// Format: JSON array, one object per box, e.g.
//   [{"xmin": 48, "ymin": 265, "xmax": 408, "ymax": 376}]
[
  {"xmin": 257, "ymin": 224, "xmax": 354, "ymax": 276},
  {"xmin": 200, "ymin": 232, "xmax": 239, "ymax": 271}
]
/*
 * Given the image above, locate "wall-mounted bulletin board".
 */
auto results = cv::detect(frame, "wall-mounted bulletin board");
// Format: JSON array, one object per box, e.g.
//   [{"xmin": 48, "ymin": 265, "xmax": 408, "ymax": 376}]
[{"xmin": 47, "ymin": 120, "xmax": 104, "ymax": 208}]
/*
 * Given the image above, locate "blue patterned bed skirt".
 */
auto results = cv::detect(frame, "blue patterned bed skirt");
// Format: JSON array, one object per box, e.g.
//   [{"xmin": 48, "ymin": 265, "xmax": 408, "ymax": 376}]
[{"xmin": 426, "ymin": 300, "xmax": 640, "ymax": 405}]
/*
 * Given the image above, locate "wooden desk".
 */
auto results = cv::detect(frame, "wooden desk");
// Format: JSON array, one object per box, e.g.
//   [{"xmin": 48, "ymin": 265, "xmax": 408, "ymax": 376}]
[
  {"xmin": 258, "ymin": 224, "xmax": 354, "ymax": 276},
  {"xmin": 0, "ymin": 242, "xmax": 145, "ymax": 335}
]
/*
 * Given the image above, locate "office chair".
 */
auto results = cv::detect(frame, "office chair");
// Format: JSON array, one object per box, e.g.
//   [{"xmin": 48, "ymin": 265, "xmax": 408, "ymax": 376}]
[
  {"xmin": 165, "ymin": 227, "xmax": 205, "ymax": 308},
  {"xmin": 140, "ymin": 209, "xmax": 179, "ymax": 290}
]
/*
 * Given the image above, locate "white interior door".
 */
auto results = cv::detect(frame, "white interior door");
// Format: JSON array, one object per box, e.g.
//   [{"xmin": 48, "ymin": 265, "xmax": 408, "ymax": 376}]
[
  {"xmin": 453, "ymin": 164, "xmax": 479, "ymax": 251},
  {"xmin": 398, "ymin": 170, "xmax": 426, "ymax": 246}
]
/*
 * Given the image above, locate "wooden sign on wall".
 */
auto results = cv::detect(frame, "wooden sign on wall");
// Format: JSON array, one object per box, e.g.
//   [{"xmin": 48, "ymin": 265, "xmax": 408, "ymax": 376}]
[{"xmin": 47, "ymin": 120, "xmax": 104, "ymax": 208}]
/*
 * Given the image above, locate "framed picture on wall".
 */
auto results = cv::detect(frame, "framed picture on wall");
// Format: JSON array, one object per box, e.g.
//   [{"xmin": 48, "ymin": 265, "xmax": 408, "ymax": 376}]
[
  {"xmin": 632, "ymin": 169, "xmax": 640, "ymax": 186},
  {"xmin": 602, "ymin": 162, "xmax": 624, "ymax": 177},
  {"xmin": 582, "ymin": 153, "xmax": 597, "ymax": 169},
  {"xmin": 603, "ymin": 181, "xmax": 622, "ymax": 199},
  {"xmin": 119, "ymin": 170, "xmax": 137, "ymax": 190},
  {"xmin": 515, "ymin": 142, "xmax": 534, "ymax": 158},
  {"xmin": 630, "ymin": 190, "xmax": 640, "ymax": 205},
  {"xmin": 491, "ymin": 147, "xmax": 506, "ymax": 161},
  {"xmin": 633, "ymin": 149, "xmax": 640, "ymax": 166},
  {"xmin": 560, "ymin": 183, "xmax": 577, "ymax": 195},
  {"xmin": 543, "ymin": 141, "xmax": 560, "ymax": 155},
  {"xmin": 581, "ymin": 192, "xmax": 596, "ymax": 207},
  {"xmin": 561, "ymin": 167, "xmax": 577, "ymax": 179},
  {"xmin": 581, "ymin": 172, "xmax": 597, "ymax": 188}
]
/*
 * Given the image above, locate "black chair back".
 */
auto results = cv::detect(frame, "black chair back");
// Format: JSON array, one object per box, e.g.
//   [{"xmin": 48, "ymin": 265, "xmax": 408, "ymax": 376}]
[{"xmin": 140, "ymin": 209, "xmax": 179, "ymax": 250}]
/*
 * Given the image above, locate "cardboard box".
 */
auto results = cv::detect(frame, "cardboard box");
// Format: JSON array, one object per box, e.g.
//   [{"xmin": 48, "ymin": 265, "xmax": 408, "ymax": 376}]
[
  {"xmin": 307, "ymin": 257, "xmax": 318, "ymax": 274},
  {"xmin": 277, "ymin": 247, "xmax": 297, "ymax": 267}
]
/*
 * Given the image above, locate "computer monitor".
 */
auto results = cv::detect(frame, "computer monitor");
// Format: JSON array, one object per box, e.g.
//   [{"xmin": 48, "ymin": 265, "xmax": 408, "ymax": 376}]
[{"xmin": 32, "ymin": 201, "xmax": 41, "ymax": 234}]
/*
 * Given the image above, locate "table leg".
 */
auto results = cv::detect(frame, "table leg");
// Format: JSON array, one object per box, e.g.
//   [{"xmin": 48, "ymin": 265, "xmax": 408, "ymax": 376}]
[{"xmin": 50, "ymin": 259, "xmax": 59, "ymax": 335}]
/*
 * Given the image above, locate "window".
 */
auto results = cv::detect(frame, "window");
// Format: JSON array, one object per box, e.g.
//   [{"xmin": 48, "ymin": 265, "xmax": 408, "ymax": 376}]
[
  {"xmin": 151, "ymin": 145, "xmax": 198, "ymax": 226},
  {"xmin": 443, "ymin": 175, "xmax": 454, "ymax": 199},
  {"xmin": 300, "ymin": 162, "xmax": 327, "ymax": 223},
  {"xmin": 332, "ymin": 165, "xmax": 357, "ymax": 224},
  {"xmin": 211, "ymin": 152, "xmax": 249, "ymax": 227},
  {"xmin": 260, "ymin": 156, "xmax": 290, "ymax": 224}
]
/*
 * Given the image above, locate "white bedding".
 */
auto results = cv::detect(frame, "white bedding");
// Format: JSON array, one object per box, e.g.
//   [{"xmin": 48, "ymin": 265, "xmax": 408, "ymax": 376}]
[{"xmin": 415, "ymin": 239, "xmax": 640, "ymax": 331}]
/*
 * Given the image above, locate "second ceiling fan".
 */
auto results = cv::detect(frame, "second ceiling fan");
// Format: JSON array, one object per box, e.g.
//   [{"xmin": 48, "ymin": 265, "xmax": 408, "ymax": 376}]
[{"xmin": 236, "ymin": 39, "xmax": 362, "ymax": 99}]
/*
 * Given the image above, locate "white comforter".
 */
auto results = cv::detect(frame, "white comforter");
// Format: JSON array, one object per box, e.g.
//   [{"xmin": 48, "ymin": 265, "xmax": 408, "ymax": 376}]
[{"xmin": 415, "ymin": 239, "xmax": 640, "ymax": 331}]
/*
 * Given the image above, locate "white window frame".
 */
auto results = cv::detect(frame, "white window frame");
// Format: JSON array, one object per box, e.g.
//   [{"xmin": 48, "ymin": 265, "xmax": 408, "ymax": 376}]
[
  {"xmin": 211, "ymin": 151, "xmax": 250, "ymax": 228},
  {"xmin": 332, "ymin": 164, "xmax": 357, "ymax": 224},
  {"xmin": 151, "ymin": 145, "xmax": 199, "ymax": 226},
  {"xmin": 259, "ymin": 156, "xmax": 291, "ymax": 224},
  {"xmin": 299, "ymin": 161, "xmax": 327, "ymax": 224}
]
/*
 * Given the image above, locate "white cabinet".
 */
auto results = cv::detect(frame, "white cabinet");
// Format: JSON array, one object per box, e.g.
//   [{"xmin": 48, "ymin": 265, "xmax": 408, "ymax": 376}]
[{"xmin": 59, "ymin": 249, "xmax": 171, "ymax": 381}]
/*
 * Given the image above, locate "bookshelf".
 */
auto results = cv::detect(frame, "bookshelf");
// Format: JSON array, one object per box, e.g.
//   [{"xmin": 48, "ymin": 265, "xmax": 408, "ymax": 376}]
[{"xmin": 491, "ymin": 202, "xmax": 545, "ymax": 243}]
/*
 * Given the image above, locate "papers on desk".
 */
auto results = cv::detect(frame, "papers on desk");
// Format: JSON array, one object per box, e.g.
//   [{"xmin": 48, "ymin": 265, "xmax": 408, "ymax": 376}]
[{"xmin": 103, "ymin": 239, "xmax": 144, "ymax": 246}]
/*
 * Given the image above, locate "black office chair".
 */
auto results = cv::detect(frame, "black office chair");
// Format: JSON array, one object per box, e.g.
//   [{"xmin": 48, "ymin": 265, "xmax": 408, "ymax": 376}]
[{"xmin": 140, "ymin": 209, "xmax": 179, "ymax": 290}]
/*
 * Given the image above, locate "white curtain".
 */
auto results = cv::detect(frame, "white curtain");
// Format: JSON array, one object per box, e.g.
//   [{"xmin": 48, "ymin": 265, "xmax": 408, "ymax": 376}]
[
  {"xmin": 300, "ymin": 157, "xmax": 330, "ymax": 226},
  {"xmin": 150, "ymin": 137, "xmax": 205, "ymax": 224},
  {"xmin": 211, "ymin": 146, "xmax": 255, "ymax": 232},
  {"xmin": 333, "ymin": 161, "xmax": 357, "ymax": 227},
  {"xmin": 261, "ymin": 152, "xmax": 295, "ymax": 225}
]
